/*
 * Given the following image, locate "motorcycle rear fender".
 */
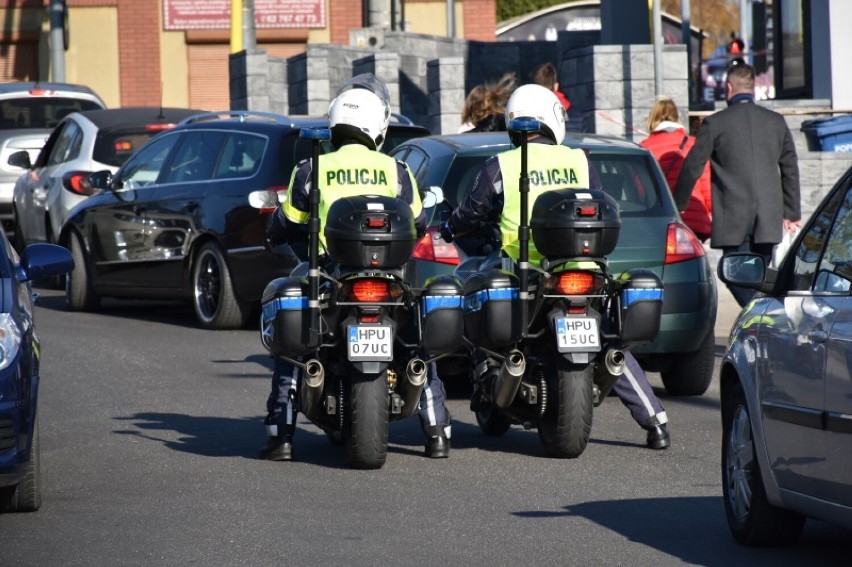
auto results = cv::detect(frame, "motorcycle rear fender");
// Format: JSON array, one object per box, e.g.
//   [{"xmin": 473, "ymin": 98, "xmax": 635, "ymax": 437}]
[{"xmin": 350, "ymin": 361, "xmax": 390, "ymax": 375}]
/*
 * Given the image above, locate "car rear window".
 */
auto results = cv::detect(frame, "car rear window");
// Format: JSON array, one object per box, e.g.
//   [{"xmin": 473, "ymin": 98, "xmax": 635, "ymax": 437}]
[
  {"xmin": 93, "ymin": 127, "xmax": 170, "ymax": 167},
  {"xmin": 0, "ymin": 97, "xmax": 102, "ymax": 129}
]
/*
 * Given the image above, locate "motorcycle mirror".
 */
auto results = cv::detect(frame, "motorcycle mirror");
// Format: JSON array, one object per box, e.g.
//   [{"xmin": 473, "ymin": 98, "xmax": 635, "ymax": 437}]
[
  {"xmin": 300, "ymin": 127, "xmax": 332, "ymax": 141},
  {"xmin": 248, "ymin": 189, "xmax": 279, "ymax": 210},
  {"xmin": 508, "ymin": 117, "xmax": 540, "ymax": 132},
  {"xmin": 421, "ymin": 186, "xmax": 443, "ymax": 209}
]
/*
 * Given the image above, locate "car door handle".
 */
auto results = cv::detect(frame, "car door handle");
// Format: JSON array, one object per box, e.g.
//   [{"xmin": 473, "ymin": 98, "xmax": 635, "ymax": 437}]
[{"xmin": 808, "ymin": 329, "xmax": 829, "ymax": 343}]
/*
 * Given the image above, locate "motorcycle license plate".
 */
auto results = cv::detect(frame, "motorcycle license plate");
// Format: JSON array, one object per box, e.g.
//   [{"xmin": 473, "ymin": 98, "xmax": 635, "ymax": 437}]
[
  {"xmin": 347, "ymin": 325, "xmax": 393, "ymax": 361},
  {"xmin": 555, "ymin": 317, "xmax": 601, "ymax": 352}
]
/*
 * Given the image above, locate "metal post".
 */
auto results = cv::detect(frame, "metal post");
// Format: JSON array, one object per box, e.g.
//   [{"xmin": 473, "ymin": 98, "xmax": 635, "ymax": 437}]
[
  {"xmin": 509, "ymin": 117, "xmax": 538, "ymax": 339},
  {"xmin": 652, "ymin": 0, "xmax": 663, "ymax": 96},
  {"xmin": 302, "ymin": 127, "xmax": 331, "ymax": 348},
  {"xmin": 243, "ymin": 0, "xmax": 257, "ymax": 52},
  {"xmin": 49, "ymin": 0, "xmax": 66, "ymax": 82},
  {"xmin": 681, "ymin": 0, "xmax": 694, "ymax": 104},
  {"xmin": 447, "ymin": 0, "xmax": 455, "ymax": 38},
  {"xmin": 740, "ymin": 0, "xmax": 750, "ymax": 60}
]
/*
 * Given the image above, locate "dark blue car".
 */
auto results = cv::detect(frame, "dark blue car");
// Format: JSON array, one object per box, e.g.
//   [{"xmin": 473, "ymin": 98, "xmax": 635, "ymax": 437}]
[{"xmin": 0, "ymin": 238, "xmax": 73, "ymax": 513}]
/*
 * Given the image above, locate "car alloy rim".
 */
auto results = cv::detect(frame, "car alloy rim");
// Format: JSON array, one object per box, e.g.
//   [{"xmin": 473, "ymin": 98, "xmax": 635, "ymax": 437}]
[
  {"xmin": 194, "ymin": 250, "xmax": 221, "ymax": 320},
  {"xmin": 726, "ymin": 403, "xmax": 754, "ymax": 523}
]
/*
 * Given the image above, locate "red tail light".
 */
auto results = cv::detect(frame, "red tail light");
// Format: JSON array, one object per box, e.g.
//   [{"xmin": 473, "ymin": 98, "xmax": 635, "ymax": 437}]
[
  {"xmin": 145, "ymin": 123, "xmax": 177, "ymax": 132},
  {"xmin": 411, "ymin": 227, "xmax": 460, "ymax": 265},
  {"xmin": 555, "ymin": 271, "xmax": 598, "ymax": 295},
  {"xmin": 665, "ymin": 223, "xmax": 706, "ymax": 264},
  {"xmin": 349, "ymin": 279, "xmax": 392, "ymax": 302},
  {"xmin": 62, "ymin": 172, "xmax": 95, "ymax": 196}
]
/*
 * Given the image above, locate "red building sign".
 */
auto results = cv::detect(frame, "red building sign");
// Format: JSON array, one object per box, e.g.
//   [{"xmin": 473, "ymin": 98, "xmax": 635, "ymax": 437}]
[{"xmin": 163, "ymin": 0, "xmax": 326, "ymax": 30}]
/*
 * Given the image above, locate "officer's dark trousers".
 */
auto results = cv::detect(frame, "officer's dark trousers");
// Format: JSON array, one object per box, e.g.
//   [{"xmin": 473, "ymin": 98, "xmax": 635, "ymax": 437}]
[
  {"xmin": 611, "ymin": 351, "xmax": 667, "ymax": 429},
  {"xmin": 267, "ymin": 358, "xmax": 451, "ymax": 435}
]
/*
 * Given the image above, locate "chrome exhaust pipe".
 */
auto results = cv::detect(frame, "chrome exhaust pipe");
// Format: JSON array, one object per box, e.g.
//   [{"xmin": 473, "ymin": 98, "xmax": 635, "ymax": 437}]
[
  {"xmin": 493, "ymin": 350, "xmax": 525, "ymax": 409},
  {"xmin": 398, "ymin": 358, "xmax": 428, "ymax": 418},
  {"xmin": 604, "ymin": 349, "xmax": 626, "ymax": 376},
  {"xmin": 298, "ymin": 359, "xmax": 325, "ymax": 417}
]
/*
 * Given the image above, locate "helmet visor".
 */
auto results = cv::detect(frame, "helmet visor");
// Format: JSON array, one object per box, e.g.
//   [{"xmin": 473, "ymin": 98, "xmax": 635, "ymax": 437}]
[{"xmin": 336, "ymin": 73, "xmax": 391, "ymax": 107}]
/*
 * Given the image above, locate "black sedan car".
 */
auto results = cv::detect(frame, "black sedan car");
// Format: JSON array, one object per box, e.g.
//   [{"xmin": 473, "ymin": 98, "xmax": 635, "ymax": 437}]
[
  {"xmin": 393, "ymin": 132, "xmax": 718, "ymax": 396},
  {"xmin": 59, "ymin": 111, "xmax": 429, "ymax": 329},
  {"xmin": 0, "ymin": 238, "xmax": 74, "ymax": 513}
]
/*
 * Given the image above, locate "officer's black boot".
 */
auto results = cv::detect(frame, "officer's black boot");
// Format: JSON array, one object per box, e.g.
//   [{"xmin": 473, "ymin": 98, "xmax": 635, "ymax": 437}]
[
  {"xmin": 424, "ymin": 425, "xmax": 451, "ymax": 458},
  {"xmin": 259, "ymin": 417, "xmax": 294, "ymax": 461},
  {"xmin": 646, "ymin": 423, "xmax": 670, "ymax": 450}
]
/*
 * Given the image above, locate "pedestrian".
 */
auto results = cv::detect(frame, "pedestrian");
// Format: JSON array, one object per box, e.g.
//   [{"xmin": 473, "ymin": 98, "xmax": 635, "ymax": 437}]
[
  {"xmin": 530, "ymin": 62, "xmax": 570, "ymax": 111},
  {"xmin": 260, "ymin": 73, "xmax": 453, "ymax": 461},
  {"xmin": 458, "ymin": 72, "xmax": 517, "ymax": 133},
  {"xmin": 442, "ymin": 84, "xmax": 670, "ymax": 450},
  {"xmin": 641, "ymin": 96, "xmax": 712, "ymax": 241},
  {"xmin": 673, "ymin": 62, "xmax": 802, "ymax": 307}
]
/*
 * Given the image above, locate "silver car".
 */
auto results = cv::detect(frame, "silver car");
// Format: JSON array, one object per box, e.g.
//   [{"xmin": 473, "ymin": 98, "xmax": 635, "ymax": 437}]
[
  {"xmin": 719, "ymin": 165, "xmax": 852, "ymax": 545},
  {"xmin": 10, "ymin": 107, "xmax": 201, "ymax": 251},
  {"xmin": 0, "ymin": 82, "xmax": 106, "ymax": 235}
]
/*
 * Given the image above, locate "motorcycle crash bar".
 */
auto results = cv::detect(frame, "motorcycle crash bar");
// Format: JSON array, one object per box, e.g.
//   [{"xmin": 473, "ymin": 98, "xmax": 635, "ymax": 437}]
[
  {"xmin": 398, "ymin": 358, "xmax": 428, "ymax": 418},
  {"xmin": 494, "ymin": 350, "xmax": 526, "ymax": 409}
]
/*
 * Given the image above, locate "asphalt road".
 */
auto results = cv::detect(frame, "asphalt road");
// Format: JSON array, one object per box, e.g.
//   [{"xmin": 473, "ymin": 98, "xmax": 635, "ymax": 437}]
[{"xmin": 0, "ymin": 282, "xmax": 849, "ymax": 566}]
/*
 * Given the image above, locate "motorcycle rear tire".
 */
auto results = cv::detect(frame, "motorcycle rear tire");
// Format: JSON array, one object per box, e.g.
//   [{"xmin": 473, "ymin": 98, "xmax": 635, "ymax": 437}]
[
  {"xmin": 537, "ymin": 359, "xmax": 593, "ymax": 459},
  {"xmin": 344, "ymin": 370, "xmax": 390, "ymax": 470}
]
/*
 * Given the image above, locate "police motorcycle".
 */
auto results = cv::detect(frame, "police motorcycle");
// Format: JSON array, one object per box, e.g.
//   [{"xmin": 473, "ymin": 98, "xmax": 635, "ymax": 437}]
[
  {"xmin": 251, "ymin": 128, "xmax": 461, "ymax": 470},
  {"xmin": 454, "ymin": 118, "xmax": 663, "ymax": 458}
]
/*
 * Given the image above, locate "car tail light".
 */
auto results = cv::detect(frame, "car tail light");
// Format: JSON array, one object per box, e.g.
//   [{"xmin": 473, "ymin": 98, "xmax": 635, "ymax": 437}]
[
  {"xmin": 665, "ymin": 223, "xmax": 706, "ymax": 264},
  {"xmin": 62, "ymin": 171, "xmax": 95, "ymax": 196},
  {"xmin": 145, "ymin": 123, "xmax": 177, "ymax": 132},
  {"xmin": 554, "ymin": 271, "xmax": 601, "ymax": 295},
  {"xmin": 411, "ymin": 226, "xmax": 460, "ymax": 265},
  {"xmin": 347, "ymin": 279, "xmax": 396, "ymax": 302}
]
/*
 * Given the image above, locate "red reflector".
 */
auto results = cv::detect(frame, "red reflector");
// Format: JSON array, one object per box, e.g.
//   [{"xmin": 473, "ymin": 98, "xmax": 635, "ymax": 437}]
[
  {"xmin": 577, "ymin": 206, "xmax": 597, "ymax": 217},
  {"xmin": 367, "ymin": 217, "xmax": 386, "ymax": 228},
  {"xmin": 351, "ymin": 280, "xmax": 391, "ymax": 302},
  {"xmin": 665, "ymin": 223, "xmax": 706, "ymax": 265},
  {"xmin": 555, "ymin": 271, "xmax": 596, "ymax": 295},
  {"xmin": 359, "ymin": 314, "xmax": 380, "ymax": 324},
  {"xmin": 114, "ymin": 141, "xmax": 133, "ymax": 151},
  {"xmin": 410, "ymin": 227, "xmax": 461, "ymax": 265},
  {"xmin": 568, "ymin": 306, "xmax": 586, "ymax": 315},
  {"xmin": 145, "ymin": 123, "xmax": 177, "ymax": 131}
]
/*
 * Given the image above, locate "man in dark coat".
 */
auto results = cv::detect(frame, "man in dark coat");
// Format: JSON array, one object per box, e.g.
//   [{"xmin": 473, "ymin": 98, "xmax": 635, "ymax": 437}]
[{"xmin": 673, "ymin": 62, "xmax": 802, "ymax": 306}]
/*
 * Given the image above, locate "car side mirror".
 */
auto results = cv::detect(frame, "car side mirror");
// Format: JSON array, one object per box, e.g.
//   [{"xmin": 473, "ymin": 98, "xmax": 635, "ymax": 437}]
[
  {"xmin": 8, "ymin": 150, "xmax": 32, "ymax": 170},
  {"xmin": 719, "ymin": 254, "xmax": 766, "ymax": 286},
  {"xmin": 89, "ymin": 170, "xmax": 113, "ymax": 191}
]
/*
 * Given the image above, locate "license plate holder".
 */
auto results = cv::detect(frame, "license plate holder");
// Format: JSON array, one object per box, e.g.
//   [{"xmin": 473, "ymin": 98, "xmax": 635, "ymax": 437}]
[
  {"xmin": 347, "ymin": 325, "xmax": 393, "ymax": 361},
  {"xmin": 555, "ymin": 317, "xmax": 601, "ymax": 352}
]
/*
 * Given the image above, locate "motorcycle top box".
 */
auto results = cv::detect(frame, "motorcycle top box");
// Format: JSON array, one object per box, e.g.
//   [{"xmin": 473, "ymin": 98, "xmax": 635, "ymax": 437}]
[
  {"xmin": 324, "ymin": 195, "xmax": 417, "ymax": 269},
  {"xmin": 530, "ymin": 188, "xmax": 621, "ymax": 258}
]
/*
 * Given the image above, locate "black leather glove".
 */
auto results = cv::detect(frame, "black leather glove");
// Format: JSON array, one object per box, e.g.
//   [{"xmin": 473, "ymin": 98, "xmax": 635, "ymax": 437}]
[{"xmin": 439, "ymin": 220, "xmax": 454, "ymax": 243}]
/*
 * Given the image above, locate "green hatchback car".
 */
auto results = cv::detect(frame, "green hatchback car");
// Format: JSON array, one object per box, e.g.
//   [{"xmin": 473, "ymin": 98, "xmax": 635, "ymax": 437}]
[{"xmin": 392, "ymin": 132, "xmax": 718, "ymax": 396}]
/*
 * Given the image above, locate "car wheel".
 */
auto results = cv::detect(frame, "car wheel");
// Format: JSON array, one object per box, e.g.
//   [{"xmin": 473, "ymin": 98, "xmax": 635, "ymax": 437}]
[
  {"xmin": 721, "ymin": 381, "xmax": 805, "ymax": 546},
  {"xmin": 661, "ymin": 330, "xmax": 715, "ymax": 396},
  {"xmin": 65, "ymin": 232, "xmax": 100, "ymax": 312},
  {"xmin": 0, "ymin": 413, "xmax": 42, "ymax": 513},
  {"xmin": 192, "ymin": 242, "xmax": 249, "ymax": 330}
]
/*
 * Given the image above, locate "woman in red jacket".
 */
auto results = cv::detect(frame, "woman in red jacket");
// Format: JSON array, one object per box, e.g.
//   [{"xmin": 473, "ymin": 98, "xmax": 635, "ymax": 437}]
[{"xmin": 641, "ymin": 97, "xmax": 712, "ymax": 241}]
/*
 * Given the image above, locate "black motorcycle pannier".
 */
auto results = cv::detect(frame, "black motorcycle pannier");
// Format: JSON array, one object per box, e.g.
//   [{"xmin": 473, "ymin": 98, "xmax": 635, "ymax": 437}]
[
  {"xmin": 421, "ymin": 275, "xmax": 464, "ymax": 356},
  {"xmin": 530, "ymin": 188, "xmax": 620, "ymax": 258},
  {"xmin": 324, "ymin": 195, "xmax": 416, "ymax": 269},
  {"xmin": 463, "ymin": 269, "xmax": 521, "ymax": 349},
  {"xmin": 260, "ymin": 277, "xmax": 314, "ymax": 357},
  {"xmin": 618, "ymin": 268, "xmax": 663, "ymax": 344}
]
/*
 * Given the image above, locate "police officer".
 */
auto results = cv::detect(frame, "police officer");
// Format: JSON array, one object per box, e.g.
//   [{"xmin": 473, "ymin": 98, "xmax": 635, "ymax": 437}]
[
  {"xmin": 441, "ymin": 84, "xmax": 670, "ymax": 450},
  {"xmin": 260, "ymin": 74, "xmax": 452, "ymax": 461}
]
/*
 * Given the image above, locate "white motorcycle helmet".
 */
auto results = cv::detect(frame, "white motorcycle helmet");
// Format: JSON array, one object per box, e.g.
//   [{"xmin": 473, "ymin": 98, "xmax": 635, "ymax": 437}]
[
  {"xmin": 504, "ymin": 83, "xmax": 566, "ymax": 146},
  {"xmin": 328, "ymin": 73, "xmax": 391, "ymax": 151}
]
